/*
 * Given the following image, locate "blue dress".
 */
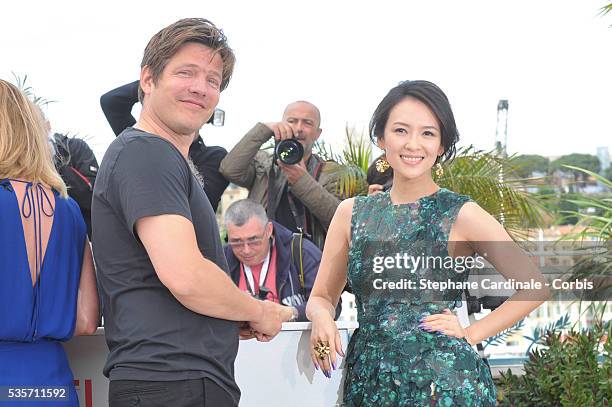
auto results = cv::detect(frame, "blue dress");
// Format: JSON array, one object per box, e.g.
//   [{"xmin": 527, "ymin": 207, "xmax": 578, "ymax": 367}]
[
  {"xmin": 343, "ymin": 189, "xmax": 497, "ymax": 406},
  {"xmin": 0, "ymin": 179, "xmax": 86, "ymax": 406}
]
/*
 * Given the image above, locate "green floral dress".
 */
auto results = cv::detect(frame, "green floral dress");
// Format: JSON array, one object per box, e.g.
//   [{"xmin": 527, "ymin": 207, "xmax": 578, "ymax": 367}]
[{"xmin": 343, "ymin": 189, "xmax": 497, "ymax": 406}]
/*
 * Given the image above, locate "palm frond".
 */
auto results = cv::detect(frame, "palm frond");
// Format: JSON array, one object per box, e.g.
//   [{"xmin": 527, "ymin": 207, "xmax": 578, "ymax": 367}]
[
  {"xmin": 342, "ymin": 125, "xmax": 371, "ymax": 173},
  {"xmin": 317, "ymin": 126, "xmax": 371, "ymax": 197},
  {"xmin": 11, "ymin": 72, "xmax": 55, "ymax": 107},
  {"xmin": 313, "ymin": 139, "xmax": 341, "ymax": 162},
  {"xmin": 436, "ymin": 146, "xmax": 548, "ymax": 239},
  {"xmin": 327, "ymin": 163, "xmax": 369, "ymax": 198},
  {"xmin": 523, "ymin": 313, "xmax": 571, "ymax": 354},
  {"xmin": 483, "ymin": 319, "xmax": 525, "ymax": 349},
  {"xmin": 556, "ymin": 165, "xmax": 611, "ymax": 241},
  {"xmin": 562, "ymin": 164, "xmax": 612, "ymax": 188}
]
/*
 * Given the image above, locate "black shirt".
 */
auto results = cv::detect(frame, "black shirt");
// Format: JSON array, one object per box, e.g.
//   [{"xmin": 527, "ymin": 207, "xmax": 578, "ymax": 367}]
[
  {"xmin": 275, "ymin": 185, "xmax": 299, "ymax": 233},
  {"xmin": 91, "ymin": 128, "xmax": 239, "ymax": 403}
]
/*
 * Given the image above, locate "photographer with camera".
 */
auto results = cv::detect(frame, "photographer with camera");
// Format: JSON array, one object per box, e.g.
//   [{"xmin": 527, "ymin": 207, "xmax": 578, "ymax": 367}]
[{"xmin": 220, "ymin": 101, "xmax": 343, "ymax": 250}]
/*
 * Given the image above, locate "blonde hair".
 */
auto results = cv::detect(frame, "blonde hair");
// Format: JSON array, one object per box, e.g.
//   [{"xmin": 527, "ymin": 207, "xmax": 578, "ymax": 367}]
[{"xmin": 0, "ymin": 79, "xmax": 67, "ymax": 197}]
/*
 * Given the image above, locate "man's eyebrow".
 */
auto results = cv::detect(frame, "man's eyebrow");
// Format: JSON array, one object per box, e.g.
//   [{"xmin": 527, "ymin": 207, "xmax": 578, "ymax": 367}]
[
  {"xmin": 175, "ymin": 63, "xmax": 199, "ymax": 69},
  {"xmin": 286, "ymin": 116, "xmax": 315, "ymax": 123},
  {"xmin": 229, "ymin": 235, "xmax": 260, "ymax": 241},
  {"xmin": 174, "ymin": 64, "xmax": 222, "ymax": 77}
]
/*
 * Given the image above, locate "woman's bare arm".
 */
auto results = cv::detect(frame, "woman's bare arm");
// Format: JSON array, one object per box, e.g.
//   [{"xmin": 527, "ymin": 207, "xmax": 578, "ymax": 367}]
[
  {"xmin": 450, "ymin": 202, "xmax": 550, "ymax": 344},
  {"xmin": 74, "ymin": 239, "xmax": 100, "ymax": 335}
]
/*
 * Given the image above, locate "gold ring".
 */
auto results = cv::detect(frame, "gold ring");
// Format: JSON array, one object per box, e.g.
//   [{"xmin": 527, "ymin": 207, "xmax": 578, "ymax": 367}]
[{"xmin": 314, "ymin": 341, "xmax": 330, "ymax": 360}]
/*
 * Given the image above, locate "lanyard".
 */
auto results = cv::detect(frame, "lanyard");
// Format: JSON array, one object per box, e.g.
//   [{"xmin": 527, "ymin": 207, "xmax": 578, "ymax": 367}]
[{"xmin": 242, "ymin": 249, "xmax": 271, "ymax": 296}]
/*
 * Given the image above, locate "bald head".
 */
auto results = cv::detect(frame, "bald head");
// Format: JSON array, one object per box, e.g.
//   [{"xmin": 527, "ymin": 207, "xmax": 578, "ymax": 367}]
[
  {"xmin": 281, "ymin": 100, "xmax": 322, "ymax": 160},
  {"xmin": 283, "ymin": 101, "xmax": 321, "ymax": 128}
]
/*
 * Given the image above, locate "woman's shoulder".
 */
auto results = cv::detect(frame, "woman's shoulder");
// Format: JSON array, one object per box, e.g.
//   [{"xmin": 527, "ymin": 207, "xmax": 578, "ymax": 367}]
[
  {"xmin": 56, "ymin": 194, "xmax": 87, "ymax": 237},
  {"xmin": 354, "ymin": 191, "xmax": 388, "ymax": 207},
  {"xmin": 435, "ymin": 188, "xmax": 472, "ymax": 208}
]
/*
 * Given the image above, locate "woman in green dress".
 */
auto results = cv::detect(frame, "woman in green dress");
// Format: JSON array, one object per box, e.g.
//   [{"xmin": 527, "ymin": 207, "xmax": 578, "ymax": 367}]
[{"xmin": 306, "ymin": 80, "xmax": 549, "ymax": 406}]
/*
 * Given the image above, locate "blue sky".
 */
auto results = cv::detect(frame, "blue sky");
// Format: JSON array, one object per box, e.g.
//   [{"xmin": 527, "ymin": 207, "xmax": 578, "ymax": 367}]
[{"xmin": 2, "ymin": 1, "xmax": 611, "ymax": 161}]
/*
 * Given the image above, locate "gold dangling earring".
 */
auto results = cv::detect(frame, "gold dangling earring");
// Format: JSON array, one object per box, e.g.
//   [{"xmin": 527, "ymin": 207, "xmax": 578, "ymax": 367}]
[
  {"xmin": 375, "ymin": 155, "xmax": 390, "ymax": 173},
  {"xmin": 435, "ymin": 163, "xmax": 444, "ymax": 178}
]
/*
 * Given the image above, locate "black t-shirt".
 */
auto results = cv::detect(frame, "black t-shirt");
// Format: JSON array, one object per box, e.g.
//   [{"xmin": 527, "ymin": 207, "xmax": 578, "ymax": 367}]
[
  {"xmin": 91, "ymin": 128, "xmax": 239, "ymax": 403},
  {"xmin": 188, "ymin": 136, "xmax": 229, "ymax": 212},
  {"xmin": 275, "ymin": 185, "xmax": 299, "ymax": 233}
]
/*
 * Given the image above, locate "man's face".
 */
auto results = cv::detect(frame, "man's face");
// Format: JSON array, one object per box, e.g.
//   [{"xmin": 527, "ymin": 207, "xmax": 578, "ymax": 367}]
[
  {"xmin": 227, "ymin": 217, "xmax": 273, "ymax": 267},
  {"xmin": 282, "ymin": 102, "xmax": 322, "ymax": 158},
  {"xmin": 141, "ymin": 42, "xmax": 223, "ymax": 137}
]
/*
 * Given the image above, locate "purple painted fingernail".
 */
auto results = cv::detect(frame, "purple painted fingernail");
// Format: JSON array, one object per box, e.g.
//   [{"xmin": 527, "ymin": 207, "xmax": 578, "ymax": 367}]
[
  {"xmin": 314, "ymin": 363, "xmax": 319, "ymax": 370},
  {"xmin": 332, "ymin": 362, "xmax": 337, "ymax": 370}
]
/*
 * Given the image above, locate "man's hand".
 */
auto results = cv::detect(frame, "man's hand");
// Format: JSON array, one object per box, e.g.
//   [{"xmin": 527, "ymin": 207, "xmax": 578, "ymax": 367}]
[
  {"xmin": 250, "ymin": 300, "xmax": 283, "ymax": 342},
  {"xmin": 278, "ymin": 160, "xmax": 308, "ymax": 184},
  {"xmin": 367, "ymin": 184, "xmax": 385, "ymax": 196},
  {"xmin": 238, "ymin": 321, "xmax": 256, "ymax": 340},
  {"xmin": 265, "ymin": 122, "xmax": 295, "ymax": 141}
]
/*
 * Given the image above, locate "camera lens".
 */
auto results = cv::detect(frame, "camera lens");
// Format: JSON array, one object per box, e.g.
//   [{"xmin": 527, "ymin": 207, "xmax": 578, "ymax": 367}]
[{"xmin": 275, "ymin": 139, "xmax": 304, "ymax": 165}]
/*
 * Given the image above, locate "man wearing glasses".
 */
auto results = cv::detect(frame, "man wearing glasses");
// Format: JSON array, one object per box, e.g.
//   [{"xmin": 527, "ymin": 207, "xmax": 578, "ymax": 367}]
[{"xmin": 224, "ymin": 199, "xmax": 340, "ymax": 328}]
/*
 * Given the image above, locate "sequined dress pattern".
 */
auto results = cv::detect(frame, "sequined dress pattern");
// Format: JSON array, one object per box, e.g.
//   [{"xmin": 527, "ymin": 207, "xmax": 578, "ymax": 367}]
[{"xmin": 342, "ymin": 189, "xmax": 497, "ymax": 406}]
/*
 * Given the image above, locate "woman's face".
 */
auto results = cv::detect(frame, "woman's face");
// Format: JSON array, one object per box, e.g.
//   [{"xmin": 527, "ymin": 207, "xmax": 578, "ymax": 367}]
[{"xmin": 378, "ymin": 97, "xmax": 444, "ymax": 182}]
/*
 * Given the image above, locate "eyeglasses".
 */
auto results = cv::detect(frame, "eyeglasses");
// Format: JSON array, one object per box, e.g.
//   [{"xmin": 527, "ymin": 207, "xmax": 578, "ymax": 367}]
[{"xmin": 228, "ymin": 231, "xmax": 268, "ymax": 249}]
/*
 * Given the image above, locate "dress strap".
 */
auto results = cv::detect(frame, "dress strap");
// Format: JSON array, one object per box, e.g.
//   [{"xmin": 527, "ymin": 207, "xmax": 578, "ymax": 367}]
[{"xmin": 5, "ymin": 179, "xmax": 55, "ymax": 338}]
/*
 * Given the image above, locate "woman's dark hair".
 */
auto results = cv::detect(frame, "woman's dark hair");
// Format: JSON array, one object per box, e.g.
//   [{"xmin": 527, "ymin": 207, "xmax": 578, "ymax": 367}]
[
  {"xmin": 367, "ymin": 154, "xmax": 393, "ymax": 186},
  {"xmin": 369, "ymin": 80, "xmax": 459, "ymax": 163}
]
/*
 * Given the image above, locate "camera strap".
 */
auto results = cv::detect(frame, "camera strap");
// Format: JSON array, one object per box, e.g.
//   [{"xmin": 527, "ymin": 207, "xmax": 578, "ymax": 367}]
[
  {"xmin": 290, "ymin": 232, "xmax": 305, "ymax": 290},
  {"xmin": 286, "ymin": 192, "xmax": 308, "ymax": 235},
  {"xmin": 286, "ymin": 158, "xmax": 325, "ymax": 236},
  {"xmin": 242, "ymin": 249, "xmax": 271, "ymax": 297}
]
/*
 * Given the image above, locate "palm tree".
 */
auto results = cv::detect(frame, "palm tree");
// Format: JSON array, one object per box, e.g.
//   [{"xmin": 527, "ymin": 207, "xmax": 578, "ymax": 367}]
[
  {"xmin": 313, "ymin": 125, "xmax": 371, "ymax": 198},
  {"xmin": 318, "ymin": 127, "xmax": 549, "ymax": 239},
  {"xmin": 601, "ymin": 2, "xmax": 612, "ymax": 26},
  {"xmin": 12, "ymin": 73, "xmax": 55, "ymax": 107},
  {"xmin": 437, "ymin": 146, "xmax": 548, "ymax": 238},
  {"xmin": 557, "ymin": 165, "xmax": 611, "ymax": 301}
]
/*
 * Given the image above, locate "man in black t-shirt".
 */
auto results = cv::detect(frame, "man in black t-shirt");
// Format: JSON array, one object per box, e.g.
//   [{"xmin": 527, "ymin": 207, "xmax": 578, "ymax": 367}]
[
  {"xmin": 99, "ymin": 80, "xmax": 228, "ymax": 212},
  {"xmin": 92, "ymin": 18, "xmax": 282, "ymax": 407}
]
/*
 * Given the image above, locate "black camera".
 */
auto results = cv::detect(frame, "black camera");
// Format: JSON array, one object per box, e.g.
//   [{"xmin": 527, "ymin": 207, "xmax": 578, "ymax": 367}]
[{"xmin": 274, "ymin": 138, "xmax": 304, "ymax": 165}]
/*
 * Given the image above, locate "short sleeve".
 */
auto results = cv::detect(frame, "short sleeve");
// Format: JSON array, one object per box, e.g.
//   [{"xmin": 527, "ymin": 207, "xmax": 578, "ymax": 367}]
[{"xmin": 108, "ymin": 136, "xmax": 192, "ymax": 238}]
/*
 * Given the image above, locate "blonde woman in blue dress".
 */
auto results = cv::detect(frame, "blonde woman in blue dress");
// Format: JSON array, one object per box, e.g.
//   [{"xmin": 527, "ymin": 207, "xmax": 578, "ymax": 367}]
[
  {"xmin": 306, "ymin": 80, "xmax": 549, "ymax": 406},
  {"xmin": 0, "ymin": 79, "xmax": 99, "ymax": 406}
]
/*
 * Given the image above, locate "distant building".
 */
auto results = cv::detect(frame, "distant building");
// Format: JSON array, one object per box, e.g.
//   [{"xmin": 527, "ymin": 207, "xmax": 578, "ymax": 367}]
[
  {"xmin": 597, "ymin": 146, "xmax": 610, "ymax": 172},
  {"xmin": 216, "ymin": 184, "xmax": 249, "ymax": 229}
]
